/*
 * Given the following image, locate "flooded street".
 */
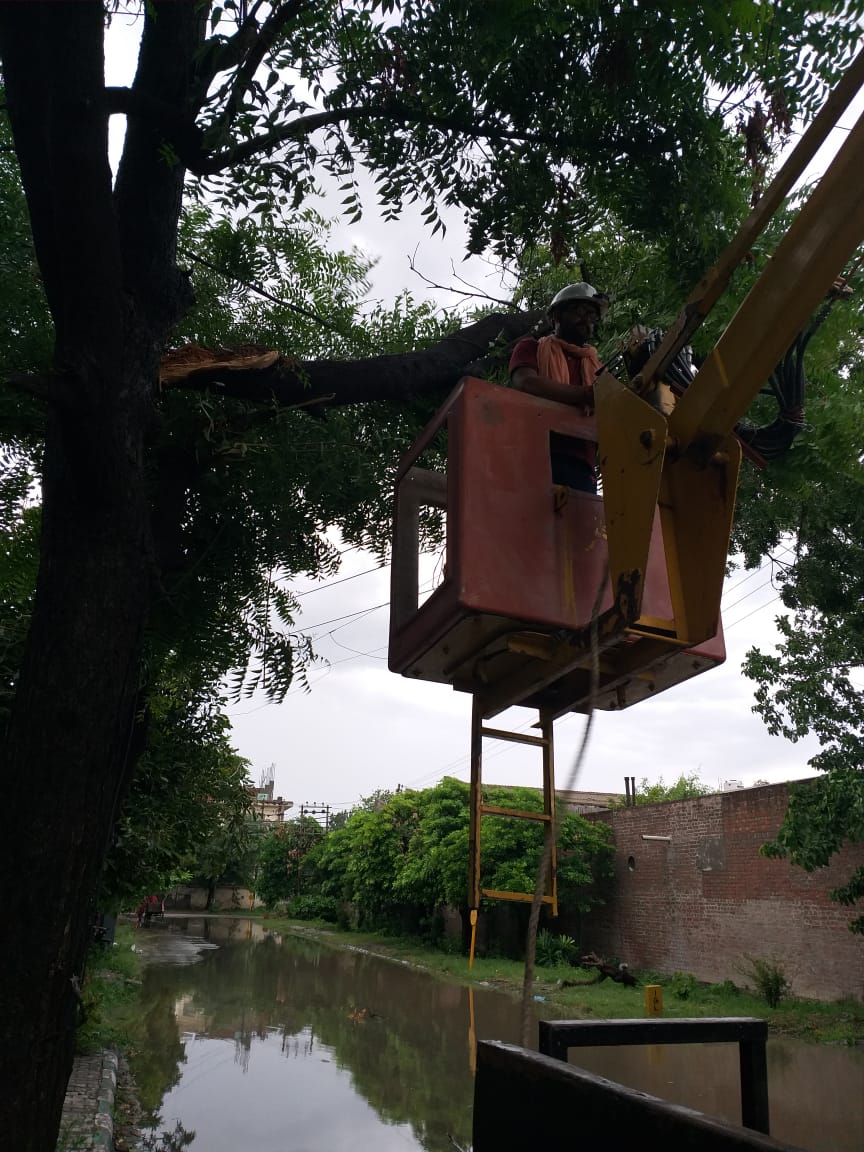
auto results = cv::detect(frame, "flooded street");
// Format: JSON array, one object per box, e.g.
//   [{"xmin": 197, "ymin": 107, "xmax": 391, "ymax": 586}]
[{"xmin": 132, "ymin": 917, "xmax": 863, "ymax": 1151}]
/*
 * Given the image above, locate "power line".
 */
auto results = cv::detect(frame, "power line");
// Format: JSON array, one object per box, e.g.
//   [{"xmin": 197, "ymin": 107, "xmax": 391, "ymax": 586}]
[
  {"xmin": 288, "ymin": 600, "xmax": 390, "ymax": 636},
  {"xmin": 725, "ymin": 593, "xmax": 784, "ymax": 631},
  {"xmin": 328, "ymin": 633, "xmax": 388, "ymax": 659},
  {"xmin": 722, "ymin": 573, "xmax": 781, "ymax": 614},
  {"xmin": 296, "ymin": 562, "xmax": 387, "ymax": 597},
  {"xmin": 722, "ymin": 543, "xmax": 794, "ymax": 596}
]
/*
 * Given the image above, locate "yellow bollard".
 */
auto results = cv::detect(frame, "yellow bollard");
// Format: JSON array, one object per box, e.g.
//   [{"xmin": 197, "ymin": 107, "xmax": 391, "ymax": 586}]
[{"xmin": 645, "ymin": 984, "xmax": 663, "ymax": 1017}]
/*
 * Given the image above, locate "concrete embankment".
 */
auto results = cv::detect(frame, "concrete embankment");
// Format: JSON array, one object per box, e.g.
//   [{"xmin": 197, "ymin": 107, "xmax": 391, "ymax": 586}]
[{"xmin": 57, "ymin": 1050, "xmax": 117, "ymax": 1151}]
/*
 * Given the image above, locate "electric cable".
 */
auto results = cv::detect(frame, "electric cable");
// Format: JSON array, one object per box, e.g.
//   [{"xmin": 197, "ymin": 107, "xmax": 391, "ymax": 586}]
[{"xmin": 295, "ymin": 562, "xmax": 387, "ymax": 597}]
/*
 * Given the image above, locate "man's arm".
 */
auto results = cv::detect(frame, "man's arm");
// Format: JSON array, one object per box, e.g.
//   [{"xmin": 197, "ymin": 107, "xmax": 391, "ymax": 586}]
[{"xmin": 510, "ymin": 365, "xmax": 594, "ymax": 410}]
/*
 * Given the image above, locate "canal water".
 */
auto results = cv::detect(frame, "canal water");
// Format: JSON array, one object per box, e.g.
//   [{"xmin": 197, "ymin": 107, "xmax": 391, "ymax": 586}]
[{"xmin": 132, "ymin": 916, "xmax": 863, "ymax": 1151}]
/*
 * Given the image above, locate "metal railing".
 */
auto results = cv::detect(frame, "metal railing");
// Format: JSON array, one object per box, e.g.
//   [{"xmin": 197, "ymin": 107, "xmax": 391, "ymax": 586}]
[{"xmin": 539, "ymin": 1016, "xmax": 769, "ymax": 1133}]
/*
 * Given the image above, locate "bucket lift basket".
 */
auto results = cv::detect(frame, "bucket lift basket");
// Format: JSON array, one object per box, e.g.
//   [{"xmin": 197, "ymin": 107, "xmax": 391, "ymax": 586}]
[{"xmin": 388, "ymin": 376, "xmax": 730, "ymax": 721}]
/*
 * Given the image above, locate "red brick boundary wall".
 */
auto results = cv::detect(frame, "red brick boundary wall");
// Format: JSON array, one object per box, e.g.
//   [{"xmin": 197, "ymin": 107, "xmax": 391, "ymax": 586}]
[{"xmin": 581, "ymin": 783, "xmax": 864, "ymax": 1001}]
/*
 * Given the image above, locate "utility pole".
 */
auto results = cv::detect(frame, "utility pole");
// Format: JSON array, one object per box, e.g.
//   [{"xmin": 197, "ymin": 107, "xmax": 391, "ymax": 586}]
[
  {"xmin": 295, "ymin": 803, "xmax": 331, "ymax": 895},
  {"xmin": 300, "ymin": 802, "xmax": 331, "ymax": 832}
]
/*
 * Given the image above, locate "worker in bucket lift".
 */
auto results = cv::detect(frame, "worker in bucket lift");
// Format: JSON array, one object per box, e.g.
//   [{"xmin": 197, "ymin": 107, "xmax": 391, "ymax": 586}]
[{"xmin": 509, "ymin": 282, "xmax": 609, "ymax": 494}]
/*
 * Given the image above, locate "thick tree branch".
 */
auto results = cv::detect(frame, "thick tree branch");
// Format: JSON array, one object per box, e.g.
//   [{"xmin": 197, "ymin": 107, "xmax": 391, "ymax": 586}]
[
  {"xmin": 0, "ymin": 3, "xmax": 123, "ymax": 380},
  {"xmin": 212, "ymin": 0, "xmax": 306, "ymax": 138},
  {"xmin": 105, "ymin": 85, "xmax": 202, "ymax": 157},
  {"xmin": 163, "ymin": 310, "xmax": 541, "ymax": 406},
  {"xmin": 193, "ymin": 0, "xmax": 269, "ymax": 95},
  {"xmin": 193, "ymin": 102, "xmax": 543, "ymax": 175}
]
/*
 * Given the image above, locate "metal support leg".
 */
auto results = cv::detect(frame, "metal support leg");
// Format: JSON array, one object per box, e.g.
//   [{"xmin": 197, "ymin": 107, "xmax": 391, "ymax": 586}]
[
  {"xmin": 467, "ymin": 700, "xmax": 558, "ymax": 969},
  {"xmin": 739, "ymin": 1035, "xmax": 770, "ymax": 1134}
]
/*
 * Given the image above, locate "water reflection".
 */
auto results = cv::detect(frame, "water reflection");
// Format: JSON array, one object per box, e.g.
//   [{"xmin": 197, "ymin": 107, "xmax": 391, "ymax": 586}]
[{"xmin": 133, "ymin": 917, "xmax": 864, "ymax": 1152}]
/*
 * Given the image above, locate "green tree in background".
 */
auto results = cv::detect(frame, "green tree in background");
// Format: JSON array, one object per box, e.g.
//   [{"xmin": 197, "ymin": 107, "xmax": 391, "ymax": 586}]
[
  {"xmin": 746, "ymin": 619, "xmax": 864, "ymax": 932},
  {"xmin": 315, "ymin": 777, "xmax": 613, "ymax": 944},
  {"xmin": 187, "ymin": 811, "xmax": 263, "ymax": 911},
  {"xmin": 633, "ymin": 773, "xmax": 714, "ymax": 806},
  {"xmin": 730, "ymin": 193, "xmax": 864, "ymax": 934},
  {"xmin": 256, "ymin": 815, "xmax": 326, "ymax": 908},
  {"xmin": 100, "ymin": 681, "xmax": 253, "ymax": 907}
]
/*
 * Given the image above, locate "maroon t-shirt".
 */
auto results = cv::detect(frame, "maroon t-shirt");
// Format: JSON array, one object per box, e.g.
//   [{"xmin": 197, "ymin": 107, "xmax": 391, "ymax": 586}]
[{"xmin": 509, "ymin": 337, "xmax": 597, "ymax": 468}]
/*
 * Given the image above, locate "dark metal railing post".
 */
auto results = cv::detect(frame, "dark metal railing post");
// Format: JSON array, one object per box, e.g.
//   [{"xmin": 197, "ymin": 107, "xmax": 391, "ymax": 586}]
[
  {"xmin": 538, "ymin": 1020, "xmax": 567, "ymax": 1061},
  {"xmin": 539, "ymin": 1017, "xmax": 771, "ymax": 1134},
  {"xmin": 739, "ymin": 1032, "xmax": 770, "ymax": 1134}
]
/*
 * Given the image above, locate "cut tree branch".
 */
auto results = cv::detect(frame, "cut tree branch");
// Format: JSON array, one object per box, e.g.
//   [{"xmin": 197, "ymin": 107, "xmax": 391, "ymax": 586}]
[{"xmin": 164, "ymin": 310, "xmax": 542, "ymax": 407}]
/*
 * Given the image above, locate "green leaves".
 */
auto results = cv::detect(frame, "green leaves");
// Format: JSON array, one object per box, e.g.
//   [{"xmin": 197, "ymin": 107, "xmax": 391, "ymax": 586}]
[
  {"xmin": 738, "ymin": 307, "xmax": 864, "ymax": 933},
  {"xmin": 760, "ymin": 769, "xmax": 864, "ymax": 933},
  {"xmin": 314, "ymin": 777, "xmax": 613, "ymax": 929},
  {"xmin": 255, "ymin": 815, "xmax": 325, "ymax": 907},
  {"xmin": 175, "ymin": 1, "xmax": 864, "ymax": 267},
  {"xmin": 633, "ymin": 774, "xmax": 713, "ymax": 806},
  {"xmin": 101, "ymin": 679, "xmax": 253, "ymax": 906}
]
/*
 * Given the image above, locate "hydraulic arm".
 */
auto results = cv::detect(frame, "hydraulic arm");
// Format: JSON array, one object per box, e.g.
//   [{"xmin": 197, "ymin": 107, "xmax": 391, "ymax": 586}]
[{"xmin": 595, "ymin": 46, "xmax": 864, "ymax": 654}]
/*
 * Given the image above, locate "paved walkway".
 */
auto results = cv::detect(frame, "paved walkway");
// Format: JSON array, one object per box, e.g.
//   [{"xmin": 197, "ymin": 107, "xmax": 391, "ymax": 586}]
[{"xmin": 57, "ymin": 1050, "xmax": 117, "ymax": 1151}]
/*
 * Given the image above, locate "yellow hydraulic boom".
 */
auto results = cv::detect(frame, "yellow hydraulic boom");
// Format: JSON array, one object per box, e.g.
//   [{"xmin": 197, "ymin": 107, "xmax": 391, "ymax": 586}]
[{"xmin": 594, "ymin": 47, "xmax": 864, "ymax": 656}]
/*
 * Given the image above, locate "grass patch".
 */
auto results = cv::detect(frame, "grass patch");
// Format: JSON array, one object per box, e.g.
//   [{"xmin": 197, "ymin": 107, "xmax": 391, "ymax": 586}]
[
  {"xmin": 235, "ymin": 912, "xmax": 864, "ymax": 1046},
  {"xmin": 76, "ymin": 924, "xmax": 144, "ymax": 1054}
]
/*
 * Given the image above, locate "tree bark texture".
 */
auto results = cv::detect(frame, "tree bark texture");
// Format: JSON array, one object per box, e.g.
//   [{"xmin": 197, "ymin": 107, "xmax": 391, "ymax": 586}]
[{"xmin": 0, "ymin": 5, "xmax": 196, "ymax": 1149}]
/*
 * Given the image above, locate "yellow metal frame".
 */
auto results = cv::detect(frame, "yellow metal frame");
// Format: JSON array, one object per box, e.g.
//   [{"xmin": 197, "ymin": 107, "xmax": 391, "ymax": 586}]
[
  {"xmin": 468, "ymin": 698, "xmax": 557, "ymax": 967},
  {"xmin": 594, "ymin": 371, "xmax": 741, "ymax": 651},
  {"xmin": 593, "ymin": 371, "xmax": 667, "ymax": 627}
]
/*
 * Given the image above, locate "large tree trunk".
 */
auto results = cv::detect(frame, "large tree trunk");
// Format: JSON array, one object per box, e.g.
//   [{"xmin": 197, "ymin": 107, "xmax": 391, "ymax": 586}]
[
  {"xmin": 0, "ymin": 378, "xmax": 153, "ymax": 1151},
  {"xmin": 0, "ymin": 5, "xmax": 197, "ymax": 1148}
]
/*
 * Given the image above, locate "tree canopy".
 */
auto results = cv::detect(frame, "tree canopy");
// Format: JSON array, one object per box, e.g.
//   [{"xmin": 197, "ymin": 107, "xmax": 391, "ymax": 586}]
[
  {"xmin": 633, "ymin": 773, "xmax": 713, "ymax": 806},
  {"xmin": 312, "ymin": 777, "xmax": 614, "ymax": 938},
  {"xmin": 100, "ymin": 679, "xmax": 254, "ymax": 907}
]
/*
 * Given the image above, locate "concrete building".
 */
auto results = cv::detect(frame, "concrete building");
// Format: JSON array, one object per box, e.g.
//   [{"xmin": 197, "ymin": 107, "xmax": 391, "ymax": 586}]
[{"xmin": 248, "ymin": 778, "xmax": 293, "ymax": 823}]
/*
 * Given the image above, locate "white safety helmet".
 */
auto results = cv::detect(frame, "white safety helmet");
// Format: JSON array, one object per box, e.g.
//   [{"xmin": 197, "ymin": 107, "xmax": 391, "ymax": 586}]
[{"xmin": 548, "ymin": 282, "xmax": 608, "ymax": 317}]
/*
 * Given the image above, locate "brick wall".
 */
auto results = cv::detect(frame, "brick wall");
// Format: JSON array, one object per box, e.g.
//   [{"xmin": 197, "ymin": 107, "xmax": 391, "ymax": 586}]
[{"xmin": 581, "ymin": 783, "xmax": 864, "ymax": 1001}]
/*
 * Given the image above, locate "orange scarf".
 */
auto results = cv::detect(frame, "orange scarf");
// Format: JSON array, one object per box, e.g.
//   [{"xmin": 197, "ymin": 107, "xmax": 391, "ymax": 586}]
[{"xmin": 537, "ymin": 335, "xmax": 600, "ymax": 388}]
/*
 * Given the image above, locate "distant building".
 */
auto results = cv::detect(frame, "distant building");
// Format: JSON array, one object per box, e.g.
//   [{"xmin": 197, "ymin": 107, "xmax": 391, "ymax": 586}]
[
  {"xmin": 721, "ymin": 779, "xmax": 745, "ymax": 791},
  {"xmin": 248, "ymin": 778, "xmax": 293, "ymax": 823},
  {"xmin": 555, "ymin": 789, "xmax": 623, "ymax": 814},
  {"xmin": 490, "ymin": 786, "xmax": 623, "ymax": 814}
]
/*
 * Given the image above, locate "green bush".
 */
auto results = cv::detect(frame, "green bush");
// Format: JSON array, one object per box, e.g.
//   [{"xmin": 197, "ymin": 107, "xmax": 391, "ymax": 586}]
[
  {"xmin": 285, "ymin": 894, "xmax": 339, "ymax": 922},
  {"xmin": 738, "ymin": 955, "xmax": 791, "ymax": 1008},
  {"xmin": 535, "ymin": 929, "xmax": 578, "ymax": 967},
  {"xmin": 77, "ymin": 926, "xmax": 143, "ymax": 1053},
  {"xmin": 670, "ymin": 971, "xmax": 697, "ymax": 1000}
]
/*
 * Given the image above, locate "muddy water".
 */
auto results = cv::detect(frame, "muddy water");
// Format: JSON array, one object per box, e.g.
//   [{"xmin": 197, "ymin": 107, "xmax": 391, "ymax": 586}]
[{"xmin": 132, "ymin": 916, "xmax": 863, "ymax": 1152}]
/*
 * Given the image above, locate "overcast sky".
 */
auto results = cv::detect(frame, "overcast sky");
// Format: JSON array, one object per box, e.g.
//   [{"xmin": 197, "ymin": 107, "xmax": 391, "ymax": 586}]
[
  {"xmin": 225, "ymin": 539, "xmax": 822, "ymax": 818},
  {"xmin": 102, "ymin": 13, "xmax": 864, "ymax": 817}
]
